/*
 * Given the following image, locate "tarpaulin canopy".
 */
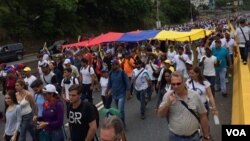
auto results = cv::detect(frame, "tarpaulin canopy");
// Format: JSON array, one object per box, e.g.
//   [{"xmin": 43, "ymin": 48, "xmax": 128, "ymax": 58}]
[
  {"xmin": 117, "ymin": 30, "xmax": 160, "ymax": 42},
  {"xmin": 154, "ymin": 29, "xmax": 213, "ymax": 42},
  {"xmin": 87, "ymin": 32, "xmax": 123, "ymax": 46}
]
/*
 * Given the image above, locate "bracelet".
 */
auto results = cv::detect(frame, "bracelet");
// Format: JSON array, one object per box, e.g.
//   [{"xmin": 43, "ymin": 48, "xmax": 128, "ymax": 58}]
[{"xmin": 203, "ymin": 136, "xmax": 210, "ymax": 140}]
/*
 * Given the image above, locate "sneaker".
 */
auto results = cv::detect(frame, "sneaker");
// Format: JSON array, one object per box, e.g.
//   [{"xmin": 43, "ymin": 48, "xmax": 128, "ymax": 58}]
[
  {"xmin": 225, "ymin": 78, "xmax": 229, "ymax": 83},
  {"xmin": 215, "ymin": 88, "xmax": 221, "ymax": 92},
  {"xmin": 64, "ymin": 123, "xmax": 69, "ymax": 127},
  {"xmin": 222, "ymin": 93, "xmax": 228, "ymax": 97},
  {"xmin": 243, "ymin": 61, "xmax": 247, "ymax": 65},
  {"xmin": 228, "ymin": 74, "xmax": 232, "ymax": 78},
  {"xmin": 141, "ymin": 114, "xmax": 145, "ymax": 120}
]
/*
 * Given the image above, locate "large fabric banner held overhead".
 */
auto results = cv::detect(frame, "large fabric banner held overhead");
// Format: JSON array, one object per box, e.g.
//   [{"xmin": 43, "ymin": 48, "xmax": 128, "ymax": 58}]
[
  {"xmin": 117, "ymin": 30, "xmax": 160, "ymax": 42},
  {"xmin": 87, "ymin": 32, "xmax": 124, "ymax": 47},
  {"xmin": 154, "ymin": 29, "xmax": 213, "ymax": 42}
]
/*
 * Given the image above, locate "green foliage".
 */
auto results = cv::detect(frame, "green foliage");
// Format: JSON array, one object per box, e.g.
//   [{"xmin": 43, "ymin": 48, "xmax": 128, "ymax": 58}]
[
  {"xmin": 0, "ymin": 0, "xmax": 200, "ymax": 41},
  {"xmin": 161, "ymin": 0, "xmax": 198, "ymax": 24}
]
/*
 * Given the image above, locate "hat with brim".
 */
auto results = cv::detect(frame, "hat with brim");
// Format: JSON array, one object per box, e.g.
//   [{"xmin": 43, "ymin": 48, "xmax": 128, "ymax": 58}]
[
  {"xmin": 64, "ymin": 59, "xmax": 71, "ymax": 64},
  {"xmin": 164, "ymin": 59, "xmax": 172, "ymax": 64},
  {"xmin": 23, "ymin": 67, "xmax": 31, "ymax": 72},
  {"xmin": 42, "ymin": 84, "xmax": 58, "ymax": 94},
  {"xmin": 185, "ymin": 60, "xmax": 193, "ymax": 66}
]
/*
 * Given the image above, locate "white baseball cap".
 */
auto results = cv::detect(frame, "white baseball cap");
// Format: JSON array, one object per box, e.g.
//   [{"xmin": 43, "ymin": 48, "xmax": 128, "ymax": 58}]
[
  {"xmin": 64, "ymin": 58, "xmax": 71, "ymax": 64},
  {"xmin": 43, "ymin": 84, "xmax": 58, "ymax": 94}
]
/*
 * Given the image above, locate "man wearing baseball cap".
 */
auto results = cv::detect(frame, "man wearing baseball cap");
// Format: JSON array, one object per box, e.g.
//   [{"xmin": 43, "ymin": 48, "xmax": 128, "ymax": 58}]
[
  {"xmin": 106, "ymin": 59, "xmax": 131, "ymax": 126},
  {"xmin": 23, "ymin": 67, "xmax": 37, "ymax": 97}
]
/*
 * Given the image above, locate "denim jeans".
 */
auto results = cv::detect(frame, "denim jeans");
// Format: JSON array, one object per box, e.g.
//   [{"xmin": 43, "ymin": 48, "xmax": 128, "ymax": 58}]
[
  {"xmin": 135, "ymin": 89, "xmax": 147, "ymax": 115},
  {"xmin": 47, "ymin": 128, "xmax": 65, "ymax": 141},
  {"xmin": 169, "ymin": 131, "xmax": 200, "ymax": 141},
  {"xmin": 204, "ymin": 76, "xmax": 216, "ymax": 96},
  {"xmin": 114, "ymin": 97, "xmax": 125, "ymax": 125},
  {"xmin": 18, "ymin": 112, "xmax": 35, "ymax": 141},
  {"xmin": 215, "ymin": 68, "xmax": 227, "ymax": 93}
]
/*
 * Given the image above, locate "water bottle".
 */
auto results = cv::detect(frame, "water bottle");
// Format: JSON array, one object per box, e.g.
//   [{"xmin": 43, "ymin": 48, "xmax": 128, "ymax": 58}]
[{"xmin": 213, "ymin": 115, "xmax": 220, "ymax": 125}]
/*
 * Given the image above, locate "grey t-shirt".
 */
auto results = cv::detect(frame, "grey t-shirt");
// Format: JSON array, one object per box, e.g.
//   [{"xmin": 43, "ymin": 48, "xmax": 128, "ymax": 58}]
[
  {"xmin": 160, "ymin": 89, "xmax": 207, "ymax": 136},
  {"xmin": 5, "ymin": 105, "xmax": 21, "ymax": 136}
]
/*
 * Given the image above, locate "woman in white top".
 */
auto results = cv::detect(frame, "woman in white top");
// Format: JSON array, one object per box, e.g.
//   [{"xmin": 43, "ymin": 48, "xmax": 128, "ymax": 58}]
[
  {"xmin": 100, "ymin": 69, "xmax": 112, "ymax": 108},
  {"xmin": 186, "ymin": 67, "xmax": 218, "ymax": 117},
  {"xmin": 15, "ymin": 79, "xmax": 37, "ymax": 141},
  {"xmin": 4, "ymin": 90, "xmax": 21, "ymax": 141}
]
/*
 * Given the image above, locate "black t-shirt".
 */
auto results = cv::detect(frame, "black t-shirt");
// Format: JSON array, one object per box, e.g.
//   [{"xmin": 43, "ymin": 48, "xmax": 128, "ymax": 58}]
[{"xmin": 69, "ymin": 101, "xmax": 97, "ymax": 141}]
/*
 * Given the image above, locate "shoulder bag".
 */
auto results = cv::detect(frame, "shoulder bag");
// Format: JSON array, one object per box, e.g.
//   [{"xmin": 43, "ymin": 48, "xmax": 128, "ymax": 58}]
[{"xmin": 239, "ymin": 27, "xmax": 250, "ymax": 48}]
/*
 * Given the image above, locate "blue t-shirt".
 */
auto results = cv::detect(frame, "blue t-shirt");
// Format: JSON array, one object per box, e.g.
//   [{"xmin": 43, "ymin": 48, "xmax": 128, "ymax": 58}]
[
  {"xmin": 212, "ymin": 47, "xmax": 229, "ymax": 71},
  {"xmin": 34, "ymin": 93, "xmax": 45, "ymax": 118}
]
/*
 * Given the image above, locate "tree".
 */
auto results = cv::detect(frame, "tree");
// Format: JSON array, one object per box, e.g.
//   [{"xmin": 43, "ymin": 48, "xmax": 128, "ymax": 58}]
[{"xmin": 161, "ymin": 0, "xmax": 198, "ymax": 24}]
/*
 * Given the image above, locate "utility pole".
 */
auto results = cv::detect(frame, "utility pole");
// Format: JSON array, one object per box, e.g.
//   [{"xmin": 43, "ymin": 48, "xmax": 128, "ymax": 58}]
[
  {"xmin": 190, "ymin": 0, "xmax": 193, "ymax": 23},
  {"xmin": 156, "ymin": 0, "xmax": 161, "ymax": 29}
]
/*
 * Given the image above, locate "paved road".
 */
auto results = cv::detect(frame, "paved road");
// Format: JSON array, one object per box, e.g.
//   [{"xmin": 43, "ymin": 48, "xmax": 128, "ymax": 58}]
[{"xmin": 6, "ymin": 54, "xmax": 37, "ymax": 65}]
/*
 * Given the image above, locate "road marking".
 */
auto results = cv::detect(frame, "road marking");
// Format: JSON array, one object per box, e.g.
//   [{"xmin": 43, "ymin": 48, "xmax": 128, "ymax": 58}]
[
  {"xmin": 95, "ymin": 101, "xmax": 103, "ymax": 107},
  {"xmin": 97, "ymin": 104, "xmax": 104, "ymax": 111}
]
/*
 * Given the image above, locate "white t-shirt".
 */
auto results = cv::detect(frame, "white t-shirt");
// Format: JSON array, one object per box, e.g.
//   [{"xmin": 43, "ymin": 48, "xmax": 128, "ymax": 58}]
[
  {"xmin": 61, "ymin": 77, "xmax": 79, "ymax": 100},
  {"xmin": 100, "ymin": 77, "xmax": 109, "ymax": 96},
  {"xmin": 0, "ymin": 70, "xmax": 7, "ymax": 77},
  {"xmin": 132, "ymin": 68, "xmax": 149, "ymax": 91},
  {"xmin": 172, "ymin": 54, "xmax": 189, "ymax": 78},
  {"xmin": 236, "ymin": 26, "xmax": 250, "ymax": 47},
  {"xmin": 200, "ymin": 55, "xmax": 217, "ymax": 76},
  {"xmin": 145, "ymin": 62, "xmax": 159, "ymax": 80},
  {"xmin": 37, "ymin": 61, "xmax": 42, "ymax": 76},
  {"xmin": 186, "ymin": 79, "xmax": 211, "ymax": 103},
  {"xmin": 196, "ymin": 47, "xmax": 205, "ymax": 60},
  {"xmin": 167, "ymin": 50, "xmax": 176, "ymax": 61},
  {"xmin": 225, "ymin": 38, "xmax": 237, "ymax": 54},
  {"xmin": 24, "ymin": 75, "xmax": 37, "ymax": 97},
  {"xmin": 80, "ymin": 66, "xmax": 95, "ymax": 84}
]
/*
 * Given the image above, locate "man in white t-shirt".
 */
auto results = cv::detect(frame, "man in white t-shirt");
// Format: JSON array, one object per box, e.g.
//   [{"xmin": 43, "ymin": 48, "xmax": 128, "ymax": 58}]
[
  {"xmin": 132, "ymin": 60, "xmax": 151, "ymax": 120},
  {"xmin": 61, "ymin": 67, "xmax": 79, "ymax": 120},
  {"xmin": 236, "ymin": 18, "xmax": 250, "ymax": 65},
  {"xmin": 80, "ymin": 58, "xmax": 96, "ymax": 103},
  {"xmin": 224, "ymin": 32, "xmax": 237, "ymax": 62},
  {"xmin": 23, "ymin": 67, "xmax": 37, "ymax": 97},
  {"xmin": 200, "ymin": 48, "xmax": 217, "ymax": 95},
  {"xmin": 172, "ymin": 46, "xmax": 189, "ymax": 80}
]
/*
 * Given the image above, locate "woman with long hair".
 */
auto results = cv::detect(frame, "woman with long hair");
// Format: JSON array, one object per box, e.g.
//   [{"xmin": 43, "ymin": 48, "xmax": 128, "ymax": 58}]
[
  {"xmin": 155, "ymin": 69, "xmax": 172, "ymax": 111},
  {"xmin": 4, "ymin": 90, "xmax": 21, "ymax": 141},
  {"xmin": 186, "ymin": 67, "xmax": 218, "ymax": 116},
  {"xmin": 15, "ymin": 79, "xmax": 37, "ymax": 141},
  {"xmin": 37, "ymin": 84, "xmax": 64, "ymax": 141}
]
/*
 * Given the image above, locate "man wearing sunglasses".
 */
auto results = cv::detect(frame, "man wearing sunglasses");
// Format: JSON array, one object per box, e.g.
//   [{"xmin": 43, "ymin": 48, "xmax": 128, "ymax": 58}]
[{"xmin": 157, "ymin": 71, "xmax": 210, "ymax": 141}]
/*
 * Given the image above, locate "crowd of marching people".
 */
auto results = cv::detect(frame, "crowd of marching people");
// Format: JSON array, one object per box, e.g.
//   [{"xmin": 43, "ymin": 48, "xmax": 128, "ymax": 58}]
[{"xmin": 0, "ymin": 14, "xmax": 249, "ymax": 141}]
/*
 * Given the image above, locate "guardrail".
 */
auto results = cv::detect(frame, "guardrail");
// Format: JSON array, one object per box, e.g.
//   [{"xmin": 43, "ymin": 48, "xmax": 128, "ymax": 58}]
[{"xmin": 230, "ymin": 23, "xmax": 250, "ymax": 124}]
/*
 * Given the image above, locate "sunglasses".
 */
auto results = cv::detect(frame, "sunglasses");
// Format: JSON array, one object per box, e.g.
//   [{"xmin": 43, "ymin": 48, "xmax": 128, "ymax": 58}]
[{"xmin": 171, "ymin": 82, "xmax": 182, "ymax": 86}]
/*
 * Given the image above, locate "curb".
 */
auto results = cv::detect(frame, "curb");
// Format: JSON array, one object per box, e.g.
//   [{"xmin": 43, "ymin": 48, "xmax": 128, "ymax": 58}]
[{"xmin": 24, "ymin": 53, "xmax": 37, "ymax": 57}]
